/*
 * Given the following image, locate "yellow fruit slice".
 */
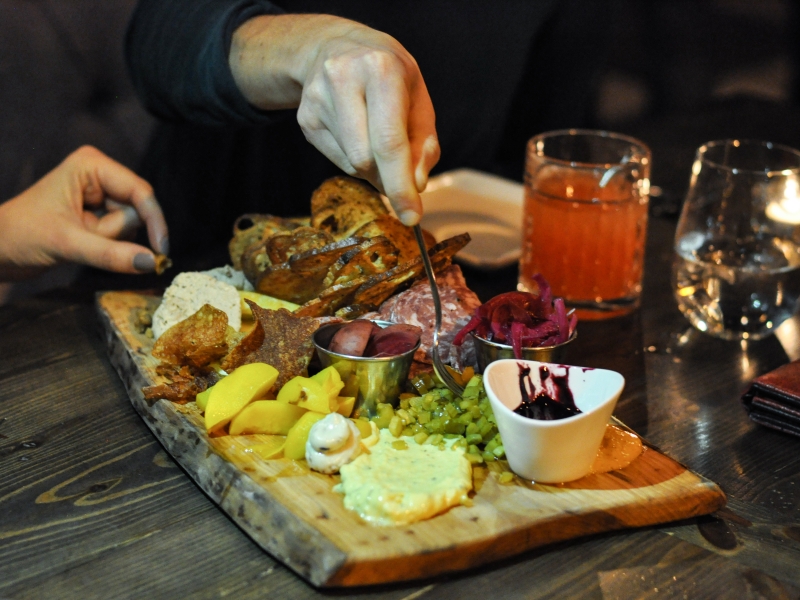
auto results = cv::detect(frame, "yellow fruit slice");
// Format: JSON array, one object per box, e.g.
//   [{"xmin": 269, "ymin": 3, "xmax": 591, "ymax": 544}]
[
  {"xmin": 229, "ymin": 400, "xmax": 307, "ymax": 435},
  {"xmin": 351, "ymin": 418, "xmax": 373, "ymax": 439},
  {"xmin": 336, "ymin": 396, "xmax": 356, "ymax": 417},
  {"xmin": 276, "ymin": 376, "xmax": 337, "ymax": 414},
  {"xmin": 311, "ymin": 366, "xmax": 345, "ymax": 399},
  {"xmin": 205, "ymin": 363, "xmax": 278, "ymax": 434},
  {"xmin": 195, "ymin": 387, "xmax": 212, "ymax": 412},
  {"xmin": 284, "ymin": 411, "xmax": 327, "ymax": 459},
  {"xmin": 246, "ymin": 436, "xmax": 286, "ymax": 460}
]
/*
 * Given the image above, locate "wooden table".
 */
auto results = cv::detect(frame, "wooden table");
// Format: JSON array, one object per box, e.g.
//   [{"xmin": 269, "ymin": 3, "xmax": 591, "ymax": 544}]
[{"xmin": 1, "ymin": 211, "xmax": 799, "ymax": 599}]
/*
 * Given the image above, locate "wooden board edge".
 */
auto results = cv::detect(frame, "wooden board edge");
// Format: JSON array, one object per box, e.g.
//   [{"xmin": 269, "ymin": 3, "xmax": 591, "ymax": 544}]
[
  {"xmin": 95, "ymin": 292, "xmax": 350, "ymax": 587},
  {"xmin": 327, "ymin": 481, "xmax": 726, "ymax": 587}
]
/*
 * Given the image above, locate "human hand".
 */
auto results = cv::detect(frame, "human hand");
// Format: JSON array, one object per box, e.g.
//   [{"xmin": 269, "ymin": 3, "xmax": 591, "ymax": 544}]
[
  {"xmin": 230, "ymin": 15, "xmax": 440, "ymax": 225},
  {"xmin": 0, "ymin": 146, "xmax": 169, "ymax": 280}
]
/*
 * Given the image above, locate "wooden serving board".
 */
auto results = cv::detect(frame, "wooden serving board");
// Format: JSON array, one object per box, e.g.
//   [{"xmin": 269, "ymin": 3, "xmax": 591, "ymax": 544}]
[{"xmin": 97, "ymin": 290, "xmax": 726, "ymax": 588}]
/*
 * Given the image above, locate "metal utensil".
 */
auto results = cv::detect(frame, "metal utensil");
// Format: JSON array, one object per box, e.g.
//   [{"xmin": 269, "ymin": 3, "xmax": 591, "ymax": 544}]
[{"xmin": 413, "ymin": 224, "xmax": 466, "ymax": 396}]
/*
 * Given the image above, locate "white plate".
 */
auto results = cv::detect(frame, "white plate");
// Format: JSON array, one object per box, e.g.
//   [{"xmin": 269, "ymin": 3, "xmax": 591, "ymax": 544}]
[{"xmin": 420, "ymin": 169, "xmax": 524, "ymax": 269}]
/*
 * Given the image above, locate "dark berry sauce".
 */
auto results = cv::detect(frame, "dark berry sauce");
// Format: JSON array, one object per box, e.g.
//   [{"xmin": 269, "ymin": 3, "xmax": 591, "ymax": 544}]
[{"xmin": 514, "ymin": 363, "xmax": 582, "ymax": 420}]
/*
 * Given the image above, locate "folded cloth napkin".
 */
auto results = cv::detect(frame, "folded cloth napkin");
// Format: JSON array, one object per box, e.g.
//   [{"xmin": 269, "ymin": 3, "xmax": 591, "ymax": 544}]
[{"xmin": 742, "ymin": 360, "xmax": 800, "ymax": 437}]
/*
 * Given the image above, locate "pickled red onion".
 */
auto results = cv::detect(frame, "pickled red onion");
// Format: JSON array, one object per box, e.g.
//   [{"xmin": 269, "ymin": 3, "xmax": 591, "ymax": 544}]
[{"xmin": 452, "ymin": 275, "xmax": 577, "ymax": 359}]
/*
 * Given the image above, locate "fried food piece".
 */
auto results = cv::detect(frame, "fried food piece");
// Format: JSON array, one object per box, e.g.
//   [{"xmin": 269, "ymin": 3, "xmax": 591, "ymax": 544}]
[
  {"xmin": 254, "ymin": 238, "xmax": 361, "ymax": 304},
  {"xmin": 266, "ymin": 226, "xmax": 334, "ymax": 264},
  {"xmin": 322, "ymin": 236, "xmax": 399, "ymax": 288},
  {"xmin": 219, "ymin": 316, "xmax": 265, "ymax": 371},
  {"xmin": 221, "ymin": 302, "xmax": 320, "ymax": 392},
  {"xmin": 152, "ymin": 304, "xmax": 233, "ymax": 369},
  {"xmin": 352, "ymin": 215, "xmax": 425, "ymax": 264},
  {"xmin": 310, "ymin": 176, "xmax": 389, "ymax": 240},
  {"xmin": 154, "ymin": 253, "xmax": 172, "ymax": 275},
  {"xmin": 143, "ymin": 365, "xmax": 220, "ymax": 404}
]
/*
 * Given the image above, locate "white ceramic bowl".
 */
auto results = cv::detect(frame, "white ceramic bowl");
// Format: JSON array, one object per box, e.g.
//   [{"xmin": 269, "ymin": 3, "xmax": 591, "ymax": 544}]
[{"xmin": 483, "ymin": 359, "xmax": 625, "ymax": 483}]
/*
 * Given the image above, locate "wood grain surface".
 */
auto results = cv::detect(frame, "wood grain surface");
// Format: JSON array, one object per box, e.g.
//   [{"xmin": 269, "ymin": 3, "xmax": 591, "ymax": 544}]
[
  {"xmin": 1, "ymin": 214, "xmax": 799, "ymax": 599},
  {"xmin": 93, "ymin": 289, "xmax": 725, "ymax": 587}
]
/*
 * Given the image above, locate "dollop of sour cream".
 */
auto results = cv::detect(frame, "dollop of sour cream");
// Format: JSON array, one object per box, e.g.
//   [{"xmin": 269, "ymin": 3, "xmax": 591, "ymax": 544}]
[{"xmin": 305, "ymin": 413, "xmax": 363, "ymax": 474}]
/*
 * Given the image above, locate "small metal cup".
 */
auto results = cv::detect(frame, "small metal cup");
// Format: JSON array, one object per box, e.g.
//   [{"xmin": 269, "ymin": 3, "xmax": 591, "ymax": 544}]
[
  {"xmin": 312, "ymin": 321, "xmax": 419, "ymax": 419},
  {"xmin": 472, "ymin": 331, "xmax": 577, "ymax": 373}
]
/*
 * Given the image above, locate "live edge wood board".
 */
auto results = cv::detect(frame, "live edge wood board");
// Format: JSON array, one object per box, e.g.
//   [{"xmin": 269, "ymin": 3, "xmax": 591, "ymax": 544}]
[{"xmin": 96, "ymin": 290, "xmax": 726, "ymax": 588}]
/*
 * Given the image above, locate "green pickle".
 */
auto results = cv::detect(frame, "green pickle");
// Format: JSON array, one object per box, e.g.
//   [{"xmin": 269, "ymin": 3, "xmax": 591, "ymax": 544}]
[{"xmin": 369, "ymin": 372, "xmax": 506, "ymax": 462}]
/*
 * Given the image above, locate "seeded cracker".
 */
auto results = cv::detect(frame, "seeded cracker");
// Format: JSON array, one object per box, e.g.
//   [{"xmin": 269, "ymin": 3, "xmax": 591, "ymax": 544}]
[{"xmin": 222, "ymin": 301, "xmax": 320, "ymax": 391}]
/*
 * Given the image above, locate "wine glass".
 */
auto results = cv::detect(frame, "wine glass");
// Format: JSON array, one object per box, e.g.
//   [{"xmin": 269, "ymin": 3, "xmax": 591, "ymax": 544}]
[{"xmin": 673, "ymin": 139, "xmax": 800, "ymax": 340}]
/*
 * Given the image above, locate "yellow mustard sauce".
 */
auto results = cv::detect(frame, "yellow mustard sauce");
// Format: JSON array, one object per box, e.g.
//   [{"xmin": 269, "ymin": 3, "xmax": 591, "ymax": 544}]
[
  {"xmin": 587, "ymin": 424, "xmax": 643, "ymax": 475},
  {"xmin": 335, "ymin": 436, "xmax": 472, "ymax": 526}
]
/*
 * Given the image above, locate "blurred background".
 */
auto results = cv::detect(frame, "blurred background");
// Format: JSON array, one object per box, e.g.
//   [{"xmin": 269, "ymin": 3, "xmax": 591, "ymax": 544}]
[{"xmin": 1, "ymin": 0, "xmax": 799, "ymax": 295}]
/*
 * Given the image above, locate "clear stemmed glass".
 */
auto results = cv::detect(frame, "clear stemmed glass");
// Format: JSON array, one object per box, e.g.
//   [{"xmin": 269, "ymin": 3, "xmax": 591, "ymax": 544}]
[{"xmin": 673, "ymin": 139, "xmax": 800, "ymax": 340}]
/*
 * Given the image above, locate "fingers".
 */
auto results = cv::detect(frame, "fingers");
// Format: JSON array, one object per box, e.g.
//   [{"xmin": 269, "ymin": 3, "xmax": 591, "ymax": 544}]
[
  {"xmin": 297, "ymin": 34, "xmax": 438, "ymax": 226},
  {"xmin": 71, "ymin": 147, "xmax": 170, "ymax": 254},
  {"xmin": 363, "ymin": 56, "xmax": 421, "ymax": 225},
  {"xmin": 407, "ymin": 76, "xmax": 440, "ymax": 192},
  {"xmin": 94, "ymin": 203, "xmax": 143, "ymax": 240},
  {"xmin": 60, "ymin": 223, "xmax": 157, "ymax": 274}
]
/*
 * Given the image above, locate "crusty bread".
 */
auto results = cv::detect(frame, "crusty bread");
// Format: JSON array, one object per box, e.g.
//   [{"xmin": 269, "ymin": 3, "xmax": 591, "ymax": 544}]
[{"xmin": 310, "ymin": 176, "xmax": 389, "ymax": 240}]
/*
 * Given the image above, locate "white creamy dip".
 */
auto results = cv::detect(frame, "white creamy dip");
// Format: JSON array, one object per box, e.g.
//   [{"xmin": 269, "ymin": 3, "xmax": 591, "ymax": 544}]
[
  {"xmin": 305, "ymin": 413, "xmax": 362, "ymax": 474},
  {"xmin": 334, "ymin": 436, "xmax": 472, "ymax": 526}
]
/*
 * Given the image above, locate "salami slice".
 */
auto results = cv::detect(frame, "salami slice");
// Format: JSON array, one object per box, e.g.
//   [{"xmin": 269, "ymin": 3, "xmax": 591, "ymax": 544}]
[{"xmin": 377, "ymin": 265, "xmax": 481, "ymax": 369}]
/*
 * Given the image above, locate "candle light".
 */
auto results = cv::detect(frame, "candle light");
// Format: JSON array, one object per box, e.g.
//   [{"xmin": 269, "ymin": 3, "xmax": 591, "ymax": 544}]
[{"xmin": 765, "ymin": 174, "xmax": 800, "ymax": 224}]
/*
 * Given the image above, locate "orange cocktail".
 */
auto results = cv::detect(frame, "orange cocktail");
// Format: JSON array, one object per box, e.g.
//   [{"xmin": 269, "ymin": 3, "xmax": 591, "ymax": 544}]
[{"xmin": 519, "ymin": 130, "xmax": 650, "ymax": 320}]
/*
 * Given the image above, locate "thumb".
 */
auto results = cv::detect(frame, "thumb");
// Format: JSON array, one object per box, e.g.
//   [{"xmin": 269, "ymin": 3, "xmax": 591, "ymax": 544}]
[{"xmin": 60, "ymin": 224, "xmax": 157, "ymax": 274}]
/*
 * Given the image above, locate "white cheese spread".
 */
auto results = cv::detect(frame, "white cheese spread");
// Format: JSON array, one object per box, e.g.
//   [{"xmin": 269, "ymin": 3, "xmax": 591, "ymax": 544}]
[
  {"xmin": 334, "ymin": 436, "xmax": 472, "ymax": 526},
  {"xmin": 152, "ymin": 272, "xmax": 242, "ymax": 339}
]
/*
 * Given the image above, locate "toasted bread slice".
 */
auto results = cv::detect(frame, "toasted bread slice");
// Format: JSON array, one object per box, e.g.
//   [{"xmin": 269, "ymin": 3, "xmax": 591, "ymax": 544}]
[
  {"xmin": 353, "ymin": 215, "xmax": 425, "ymax": 264},
  {"xmin": 293, "ymin": 277, "xmax": 364, "ymax": 317},
  {"xmin": 254, "ymin": 238, "xmax": 361, "ymax": 304},
  {"xmin": 310, "ymin": 176, "xmax": 389, "ymax": 240},
  {"xmin": 228, "ymin": 214, "xmax": 291, "ymax": 270},
  {"xmin": 266, "ymin": 227, "xmax": 334, "ymax": 264},
  {"xmin": 353, "ymin": 233, "xmax": 472, "ymax": 307},
  {"xmin": 322, "ymin": 236, "xmax": 399, "ymax": 289},
  {"xmin": 352, "ymin": 260, "xmax": 425, "ymax": 308}
]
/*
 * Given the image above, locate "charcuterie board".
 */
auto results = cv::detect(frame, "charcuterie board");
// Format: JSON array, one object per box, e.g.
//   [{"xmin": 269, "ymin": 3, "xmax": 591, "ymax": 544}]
[{"xmin": 97, "ymin": 290, "xmax": 726, "ymax": 588}]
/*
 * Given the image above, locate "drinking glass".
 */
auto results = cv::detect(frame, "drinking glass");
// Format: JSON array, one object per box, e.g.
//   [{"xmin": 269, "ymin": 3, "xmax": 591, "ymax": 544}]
[
  {"xmin": 519, "ymin": 130, "xmax": 650, "ymax": 320},
  {"xmin": 673, "ymin": 139, "xmax": 800, "ymax": 340}
]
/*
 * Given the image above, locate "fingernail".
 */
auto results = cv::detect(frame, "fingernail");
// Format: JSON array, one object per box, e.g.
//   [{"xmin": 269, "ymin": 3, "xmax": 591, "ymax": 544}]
[
  {"xmin": 121, "ymin": 206, "xmax": 142, "ymax": 231},
  {"xmin": 399, "ymin": 210, "xmax": 420, "ymax": 226},
  {"xmin": 133, "ymin": 252, "xmax": 156, "ymax": 272},
  {"xmin": 159, "ymin": 236, "xmax": 170, "ymax": 256}
]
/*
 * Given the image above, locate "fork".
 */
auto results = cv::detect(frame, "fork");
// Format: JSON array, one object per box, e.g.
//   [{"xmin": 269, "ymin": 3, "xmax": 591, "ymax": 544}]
[{"xmin": 413, "ymin": 225, "xmax": 466, "ymax": 396}]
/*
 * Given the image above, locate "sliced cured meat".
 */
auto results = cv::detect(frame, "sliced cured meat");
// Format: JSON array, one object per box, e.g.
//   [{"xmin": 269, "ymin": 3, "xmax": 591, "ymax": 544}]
[
  {"xmin": 377, "ymin": 264, "xmax": 481, "ymax": 369},
  {"xmin": 328, "ymin": 319, "xmax": 379, "ymax": 357},
  {"xmin": 364, "ymin": 324, "xmax": 422, "ymax": 357}
]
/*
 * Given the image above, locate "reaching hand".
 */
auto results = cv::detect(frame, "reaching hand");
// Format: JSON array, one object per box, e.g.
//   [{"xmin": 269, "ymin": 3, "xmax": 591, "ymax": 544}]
[
  {"xmin": 230, "ymin": 15, "xmax": 440, "ymax": 225},
  {"xmin": 0, "ymin": 146, "xmax": 169, "ymax": 280}
]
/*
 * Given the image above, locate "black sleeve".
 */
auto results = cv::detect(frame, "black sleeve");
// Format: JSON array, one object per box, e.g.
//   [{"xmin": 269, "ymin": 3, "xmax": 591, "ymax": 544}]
[{"xmin": 125, "ymin": 0, "xmax": 288, "ymax": 127}]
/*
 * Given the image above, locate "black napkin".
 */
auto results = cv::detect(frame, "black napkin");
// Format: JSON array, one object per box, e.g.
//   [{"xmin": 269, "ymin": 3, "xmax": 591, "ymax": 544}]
[{"xmin": 742, "ymin": 360, "xmax": 800, "ymax": 438}]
